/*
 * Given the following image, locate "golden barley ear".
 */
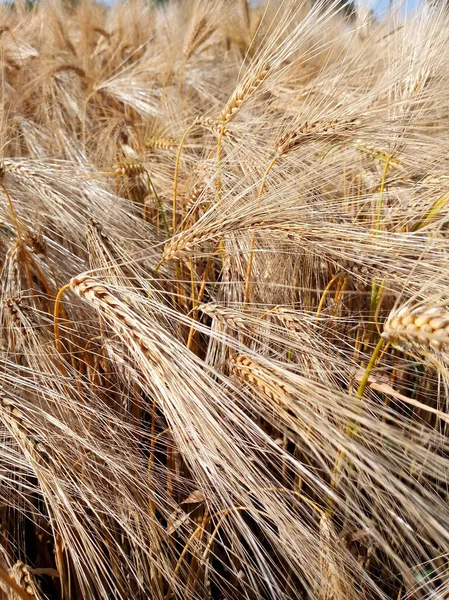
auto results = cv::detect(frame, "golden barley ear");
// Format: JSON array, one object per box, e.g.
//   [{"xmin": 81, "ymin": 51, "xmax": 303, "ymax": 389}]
[
  {"xmin": 146, "ymin": 137, "xmax": 178, "ymax": 150},
  {"xmin": 220, "ymin": 64, "xmax": 269, "ymax": 124},
  {"xmin": 229, "ymin": 353, "xmax": 289, "ymax": 405},
  {"xmin": 114, "ymin": 160, "xmax": 146, "ymax": 177},
  {"xmin": 383, "ymin": 302, "xmax": 449, "ymax": 351},
  {"xmin": 11, "ymin": 561, "xmax": 41, "ymax": 598},
  {"xmin": 275, "ymin": 119, "xmax": 360, "ymax": 155}
]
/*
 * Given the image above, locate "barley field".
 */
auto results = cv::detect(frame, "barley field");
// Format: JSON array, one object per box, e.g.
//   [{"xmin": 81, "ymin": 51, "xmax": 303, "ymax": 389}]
[{"xmin": 0, "ymin": 0, "xmax": 448, "ymax": 598}]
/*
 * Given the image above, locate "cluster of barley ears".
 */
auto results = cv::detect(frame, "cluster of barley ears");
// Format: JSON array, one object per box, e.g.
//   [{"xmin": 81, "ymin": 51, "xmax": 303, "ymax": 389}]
[{"xmin": 1, "ymin": 0, "xmax": 449, "ymax": 598}]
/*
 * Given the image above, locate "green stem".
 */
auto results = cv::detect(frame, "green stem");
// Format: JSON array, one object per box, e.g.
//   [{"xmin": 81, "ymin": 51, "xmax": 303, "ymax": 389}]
[{"xmin": 355, "ymin": 337, "xmax": 385, "ymax": 402}]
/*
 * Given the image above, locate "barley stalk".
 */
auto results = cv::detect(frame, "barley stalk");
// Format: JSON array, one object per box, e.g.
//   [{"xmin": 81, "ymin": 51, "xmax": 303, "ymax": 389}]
[{"xmin": 2, "ymin": 3, "xmax": 449, "ymax": 599}]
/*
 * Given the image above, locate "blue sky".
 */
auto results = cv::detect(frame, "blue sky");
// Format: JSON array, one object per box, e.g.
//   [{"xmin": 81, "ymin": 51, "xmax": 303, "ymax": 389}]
[
  {"xmin": 372, "ymin": 0, "xmax": 421, "ymax": 17},
  {"xmin": 104, "ymin": 0, "xmax": 423, "ymax": 20},
  {"xmin": 248, "ymin": 0, "xmax": 425, "ymax": 19}
]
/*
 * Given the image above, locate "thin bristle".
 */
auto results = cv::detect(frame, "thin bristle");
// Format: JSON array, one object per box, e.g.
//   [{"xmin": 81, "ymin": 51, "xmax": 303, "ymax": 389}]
[{"xmin": 1, "ymin": 1, "xmax": 449, "ymax": 599}]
